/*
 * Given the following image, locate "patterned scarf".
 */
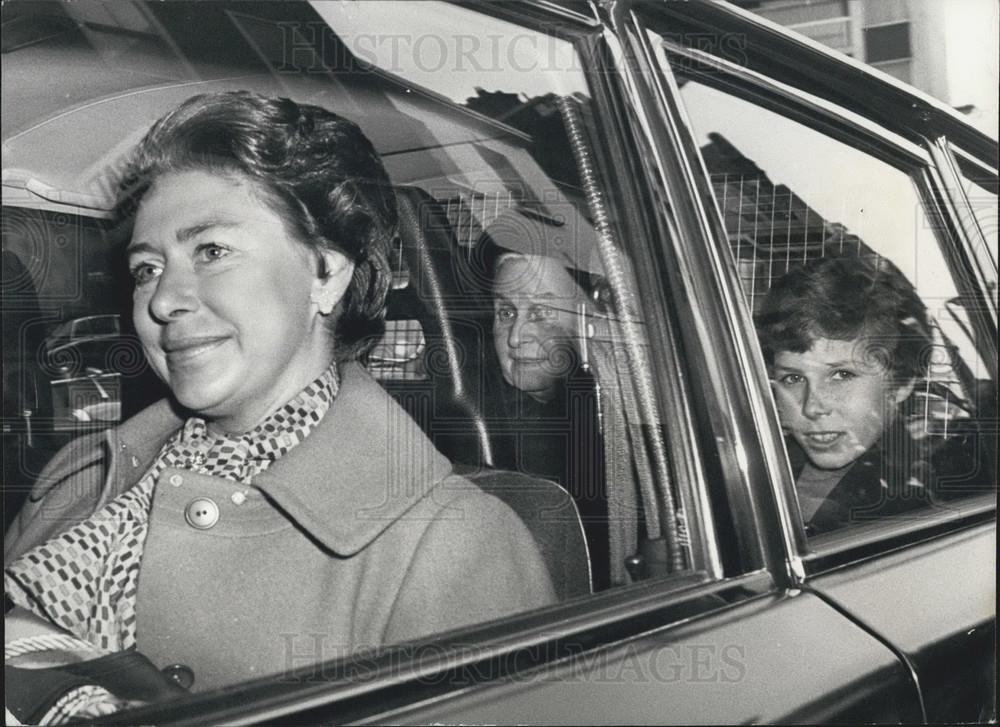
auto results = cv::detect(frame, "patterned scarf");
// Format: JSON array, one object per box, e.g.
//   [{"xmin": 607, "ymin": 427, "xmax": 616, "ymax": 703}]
[{"xmin": 5, "ymin": 364, "xmax": 339, "ymax": 653}]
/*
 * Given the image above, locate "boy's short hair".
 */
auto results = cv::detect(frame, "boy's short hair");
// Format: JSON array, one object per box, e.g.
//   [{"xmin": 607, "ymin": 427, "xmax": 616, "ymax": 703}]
[{"xmin": 755, "ymin": 254, "xmax": 932, "ymax": 381}]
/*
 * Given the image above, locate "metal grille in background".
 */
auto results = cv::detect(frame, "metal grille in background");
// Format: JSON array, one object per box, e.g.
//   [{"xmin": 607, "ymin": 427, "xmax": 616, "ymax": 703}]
[
  {"xmin": 367, "ymin": 319, "xmax": 427, "ymax": 381},
  {"xmin": 442, "ymin": 191, "xmax": 519, "ymax": 249},
  {"xmin": 711, "ymin": 171, "xmax": 867, "ymax": 314},
  {"xmin": 370, "ymin": 190, "xmax": 518, "ymax": 381}
]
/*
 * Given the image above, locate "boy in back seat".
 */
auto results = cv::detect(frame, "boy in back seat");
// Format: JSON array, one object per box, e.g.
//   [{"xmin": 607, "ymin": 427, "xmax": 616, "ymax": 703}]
[{"xmin": 756, "ymin": 254, "xmax": 989, "ymax": 536}]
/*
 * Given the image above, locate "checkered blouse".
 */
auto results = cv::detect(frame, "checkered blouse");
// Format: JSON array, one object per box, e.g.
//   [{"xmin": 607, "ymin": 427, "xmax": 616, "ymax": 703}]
[{"xmin": 5, "ymin": 364, "xmax": 339, "ymax": 654}]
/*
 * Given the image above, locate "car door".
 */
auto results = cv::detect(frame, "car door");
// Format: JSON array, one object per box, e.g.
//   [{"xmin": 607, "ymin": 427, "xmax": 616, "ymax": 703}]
[{"xmin": 634, "ymin": 1, "xmax": 997, "ymax": 722}]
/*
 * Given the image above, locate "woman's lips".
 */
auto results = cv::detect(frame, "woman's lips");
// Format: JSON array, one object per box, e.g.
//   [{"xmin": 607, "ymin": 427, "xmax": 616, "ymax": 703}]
[{"xmin": 162, "ymin": 336, "xmax": 228, "ymax": 364}]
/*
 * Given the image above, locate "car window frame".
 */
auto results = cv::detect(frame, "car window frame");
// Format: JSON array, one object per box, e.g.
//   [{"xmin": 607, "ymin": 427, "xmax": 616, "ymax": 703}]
[
  {"xmin": 633, "ymin": 3, "xmax": 998, "ymax": 576},
  {"xmin": 621, "ymin": 5, "xmax": 808, "ymax": 585}
]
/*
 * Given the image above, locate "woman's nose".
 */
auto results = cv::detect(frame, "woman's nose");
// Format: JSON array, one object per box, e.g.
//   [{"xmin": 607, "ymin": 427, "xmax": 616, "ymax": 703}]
[
  {"xmin": 147, "ymin": 265, "xmax": 199, "ymax": 322},
  {"xmin": 507, "ymin": 316, "xmax": 541, "ymax": 349},
  {"xmin": 802, "ymin": 381, "xmax": 833, "ymax": 419}
]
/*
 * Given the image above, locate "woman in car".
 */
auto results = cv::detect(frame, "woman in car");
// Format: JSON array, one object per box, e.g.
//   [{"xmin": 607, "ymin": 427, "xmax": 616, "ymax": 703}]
[
  {"xmin": 482, "ymin": 209, "xmax": 611, "ymax": 590},
  {"xmin": 4, "ymin": 91, "xmax": 556, "ymax": 718},
  {"xmin": 756, "ymin": 253, "xmax": 987, "ymax": 536}
]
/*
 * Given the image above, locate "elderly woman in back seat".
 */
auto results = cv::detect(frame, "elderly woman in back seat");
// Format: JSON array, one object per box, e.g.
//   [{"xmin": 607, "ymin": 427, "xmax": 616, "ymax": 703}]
[
  {"xmin": 4, "ymin": 91, "xmax": 555, "ymax": 723},
  {"xmin": 482, "ymin": 209, "xmax": 612, "ymax": 590}
]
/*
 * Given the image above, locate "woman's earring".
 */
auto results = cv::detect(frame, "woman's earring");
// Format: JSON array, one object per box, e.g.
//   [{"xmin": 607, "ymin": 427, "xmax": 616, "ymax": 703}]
[{"xmin": 311, "ymin": 289, "xmax": 337, "ymax": 315}]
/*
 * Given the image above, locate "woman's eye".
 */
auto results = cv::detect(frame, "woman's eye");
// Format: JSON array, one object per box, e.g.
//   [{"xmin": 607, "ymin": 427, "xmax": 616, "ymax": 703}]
[
  {"xmin": 196, "ymin": 243, "xmax": 230, "ymax": 262},
  {"xmin": 129, "ymin": 262, "xmax": 162, "ymax": 285},
  {"xmin": 527, "ymin": 304, "xmax": 557, "ymax": 322},
  {"xmin": 495, "ymin": 308, "xmax": 516, "ymax": 323}
]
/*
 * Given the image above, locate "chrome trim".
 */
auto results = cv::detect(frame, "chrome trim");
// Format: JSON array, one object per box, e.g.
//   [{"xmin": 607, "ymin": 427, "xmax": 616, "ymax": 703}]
[
  {"xmin": 803, "ymin": 583, "xmax": 929, "ymax": 723},
  {"xmin": 574, "ymin": 14, "xmax": 728, "ymax": 579},
  {"xmin": 362, "ymin": 572, "xmax": 776, "ymax": 725},
  {"xmin": 615, "ymin": 6, "xmax": 805, "ymax": 584},
  {"xmin": 590, "ymin": 15, "xmax": 728, "ymax": 581},
  {"xmin": 520, "ymin": 0, "xmax": 601, "ymax": 25},
  {"xmin": 928, "ymin": 136, "xmax": 999, "ymax": 322},
  {"xmin": 661, "ymin": 41, "xmax": 929, "ymax": 164},
  {"xmin": 949, "ymin": 144, "xmax": 999, "ymax": 178},
  {"xmin": 633, "ymin": 0, "xmax": 995, "ymax": 166},
  {"xmin": 804, "ymin": 496, "xmax": 997, "ymax": 572},
  {"xmin": 117, "ymin": 569, "xmax": 774, "ymax": 725},
  {"xmin": 917, "ymin": 161, "xmax": 1000, "ymax": 389},
  {"xmin": 452, "ymin": 0, "xmax": 599, "ymax": 32}
]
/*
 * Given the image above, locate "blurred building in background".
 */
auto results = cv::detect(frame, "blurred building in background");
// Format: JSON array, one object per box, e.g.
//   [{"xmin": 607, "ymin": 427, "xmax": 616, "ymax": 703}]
[{"xmin": 733, "ymin": 0, "xmax": 999, "ymax": 138}]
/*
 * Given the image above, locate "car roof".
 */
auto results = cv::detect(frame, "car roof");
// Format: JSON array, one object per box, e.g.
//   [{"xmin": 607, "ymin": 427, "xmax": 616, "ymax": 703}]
[
  {"xmin": 2, "ymin": 13, "xmax": 522, "ymax": 216},
  {"xmin": 4, "ymin": 0, "xmax": 994, "ymax": 219}
]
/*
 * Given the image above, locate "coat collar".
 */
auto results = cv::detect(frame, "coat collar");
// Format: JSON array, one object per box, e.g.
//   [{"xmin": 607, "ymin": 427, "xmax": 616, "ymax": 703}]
[
  {"xmin": 109, "ymin": 363, "xmax": 453, "ymax": 555},
  {"xmin": 787, "ymin": 436, "xmax": 884, "ymax": 535}
]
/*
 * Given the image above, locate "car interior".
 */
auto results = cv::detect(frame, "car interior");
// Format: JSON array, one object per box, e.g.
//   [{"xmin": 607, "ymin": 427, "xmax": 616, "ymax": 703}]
[
  {"xmin": 1, "ymin": 4, "xmax": 605, "ymax": 598},
  {"xmin": 3, "ymin": 0, "xmax": 994, "ymax": 606}
]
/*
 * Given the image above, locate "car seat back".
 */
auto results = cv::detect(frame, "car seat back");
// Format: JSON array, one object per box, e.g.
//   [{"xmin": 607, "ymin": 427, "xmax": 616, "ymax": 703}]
[{"xmin": 458, "ymin": 465, "xmax": 592, "ymax": 600}]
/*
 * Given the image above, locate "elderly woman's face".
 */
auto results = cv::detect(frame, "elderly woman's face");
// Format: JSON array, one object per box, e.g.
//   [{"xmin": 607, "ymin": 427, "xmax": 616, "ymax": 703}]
[
  {"xmin": 128, "ymin": 170, "xmax": 347, "ymax": 431},
  {"xmin": 493, "ymin": 255, "xmax": 586, "ymax": 402}
]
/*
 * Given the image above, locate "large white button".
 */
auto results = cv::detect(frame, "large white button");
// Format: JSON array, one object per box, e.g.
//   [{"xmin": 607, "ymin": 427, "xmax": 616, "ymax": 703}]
[{"xmin": 184, "ymin": 498, "xmax": 219, "ymax": 530}]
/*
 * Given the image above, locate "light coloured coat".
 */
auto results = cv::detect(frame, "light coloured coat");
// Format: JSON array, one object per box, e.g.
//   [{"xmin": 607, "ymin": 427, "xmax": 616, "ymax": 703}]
[{"xmin": 4, "ymin": 364, "xmax": 557, "ymax": 691}]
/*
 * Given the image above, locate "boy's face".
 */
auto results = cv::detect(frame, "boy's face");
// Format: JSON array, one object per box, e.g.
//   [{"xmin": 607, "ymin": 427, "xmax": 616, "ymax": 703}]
[{"xmin": 771, "ymin": 337, "xmax": 914, "ymax": 470}]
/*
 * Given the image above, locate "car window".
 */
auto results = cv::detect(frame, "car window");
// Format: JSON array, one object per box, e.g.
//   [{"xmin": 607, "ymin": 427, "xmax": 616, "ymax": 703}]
[
  {"xmin": 2, "ymin": 0, "xmax": 714, "ymax": 715},
  {"xmin": 647, "ymin": 41, "xmax": 997, "ymax": 544}
]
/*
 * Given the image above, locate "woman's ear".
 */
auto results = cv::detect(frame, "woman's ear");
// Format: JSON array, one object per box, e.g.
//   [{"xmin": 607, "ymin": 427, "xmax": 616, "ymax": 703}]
[{"xmin": 311, "ymin": 249, "xmax": 354, "ymax": 316}]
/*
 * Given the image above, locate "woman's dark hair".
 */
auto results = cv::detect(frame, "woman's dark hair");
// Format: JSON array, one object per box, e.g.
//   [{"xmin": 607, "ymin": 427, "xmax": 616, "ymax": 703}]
[
  {"xmin": 755, "ymin": 254, "xmax": 933, "ymax": 382},
  {"xmin": 116, "ymin": 90, "xmax": 396, "ymax": 362}
]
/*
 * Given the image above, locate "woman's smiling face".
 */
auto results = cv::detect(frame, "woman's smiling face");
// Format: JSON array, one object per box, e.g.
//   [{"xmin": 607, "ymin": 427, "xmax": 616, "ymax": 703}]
[
  {"xmin": 771, "ymin": 337, "xmax": 914, "ymax": 470},
  {"xmin": 129, "ymin": 170, "xmax": 347, "ymax": 432},
  {"xmin": 493, "ymin": 255, "xmax": 585, "ymax": 403}
]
